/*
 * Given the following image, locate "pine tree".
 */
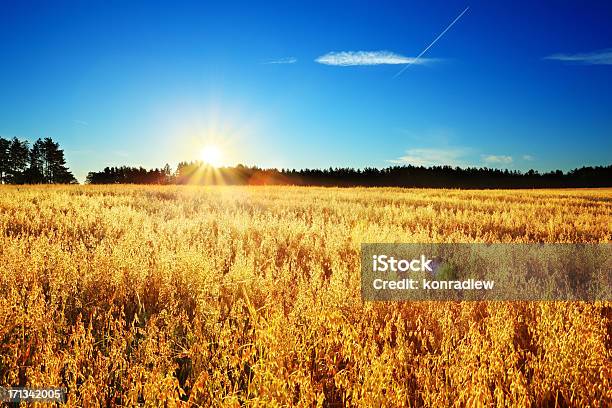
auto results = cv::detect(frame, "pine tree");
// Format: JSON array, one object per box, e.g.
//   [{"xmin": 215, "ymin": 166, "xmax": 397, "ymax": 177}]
[
  {"xmin": 41, "ymin": 138, "xmax": 77, "ymax": 184},
  {"xmin": 163, "ymin": 163, "xmax": 174, "ymax": 184},
  {"xmin": 7, "ymin": 137, "xmax": 29, "ymax": 184},
  {"xmin": 26, "ymin": 138, "xmax": 45, "ymax": 183},
  {"xmin": 0, "ymin": 136, "xmax": 76, "ymax": 184}
]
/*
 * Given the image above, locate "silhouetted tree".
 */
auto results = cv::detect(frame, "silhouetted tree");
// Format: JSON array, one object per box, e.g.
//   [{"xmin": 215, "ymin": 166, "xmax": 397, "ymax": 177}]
[
  {"xmin": 86, "ymin": 162, "xmax": 612, "ymax": 188},
  {"xmin": 0, "ymin": 137, "xmax": 9, "ymax": 184},
  {"xmin": 0, "ymin": 136, "xmax": 76, "ymax": 184},
  {"xmin": 86, "ymin": 165, "xmax": 167, "ymax": 184},
  {"xmin": 163, "ymin": 163, "xmax": 174, "ymax": 184},
  {"xmin": 41, "ymin": 138, "xmax": 77, "ymax": 183},
  {"xmin": 26, "ymin": 138, "xmax": 45, "ymax": 183},
  {"xmin": 7, "ymin": 137, "xmax": 29, "ymax": 184}
]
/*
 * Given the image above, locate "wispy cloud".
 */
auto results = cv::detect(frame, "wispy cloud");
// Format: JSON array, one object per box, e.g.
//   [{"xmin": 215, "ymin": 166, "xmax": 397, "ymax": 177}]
[
  {"xmin": 389, "ymin": 147, "xmax": 471, "ymax": 167},
  {"xmin": 389, "ymin": 148, "xmax": 525, "ymax": 169},
  {"xmin": 522, "ymin": 154, "xmax": 534, "ymax": 161},
  {"xmin": 263, "ymin": 57, "xmax": 297, "ymax": 64},
  {"xmin": 544, "ymin": 48, "xmax": 612, "ymax": 65},
  {"xmin": 73, "ymin": 119, "xmax": 89, "ymax": 126},
  {"xmin": 316, "ymin": 51, "xmax": 437, "ymax": 66},
  {"xmin": 482, "ymin": 155, "xmax": 513, "ymax": 165}
]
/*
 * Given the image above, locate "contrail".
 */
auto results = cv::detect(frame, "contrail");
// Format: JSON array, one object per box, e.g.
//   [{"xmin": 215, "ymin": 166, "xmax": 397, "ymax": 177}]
[{"xmin": 394, "ymin": 6, "xmax": 470, "ymax": 78}]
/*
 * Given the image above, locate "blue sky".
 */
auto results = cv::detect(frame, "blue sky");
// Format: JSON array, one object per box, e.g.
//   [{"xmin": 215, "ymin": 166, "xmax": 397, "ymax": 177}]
[{"xmin": 1, "ymin": 0, "xmax": 611, "ymax": 182}]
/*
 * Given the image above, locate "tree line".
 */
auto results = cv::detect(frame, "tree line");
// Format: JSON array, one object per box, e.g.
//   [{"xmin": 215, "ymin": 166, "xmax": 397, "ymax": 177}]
[
  {"xmin": 2, "ymin": 136, "xmax": 609, "ymax": 188},
  {"xmin": 85, "ymin": 164, "xmax": 174, "ymax": 185},
  {"xmin": 85, "ymin": 161, "xmax": 612, "ymax": 189},
  {"xmin": 0, "ymin": 137, "xmax": 76, "ymax": 184}
]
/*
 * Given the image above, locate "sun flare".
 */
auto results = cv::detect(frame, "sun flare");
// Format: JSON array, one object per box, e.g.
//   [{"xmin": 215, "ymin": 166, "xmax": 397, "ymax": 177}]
[{"xmin": 200, "ymin": 145, "xmax": 223, "ymax": 167}]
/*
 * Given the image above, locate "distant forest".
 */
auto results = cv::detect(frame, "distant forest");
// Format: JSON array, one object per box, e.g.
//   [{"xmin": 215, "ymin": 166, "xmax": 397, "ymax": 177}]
[
  {"xmin": 86, "ymin": 161, "xmax": 612, "ymax": 189},
  {"xmin": 0, "ymin": 137, "xmax": 76, "ymax": 184},
  {"xmin": 1, "ymin": 137, "xmax": 610, "ymax": 188}
]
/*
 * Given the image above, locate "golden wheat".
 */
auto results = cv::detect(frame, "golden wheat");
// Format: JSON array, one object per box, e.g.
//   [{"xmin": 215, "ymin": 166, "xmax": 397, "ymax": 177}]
[{"xmin": 0, "ymin": 185, "xmax": 610, "ymax": 407}]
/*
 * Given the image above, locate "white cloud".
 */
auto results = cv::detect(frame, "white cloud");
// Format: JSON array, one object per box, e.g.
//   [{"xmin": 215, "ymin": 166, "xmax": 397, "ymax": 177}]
[
  {"xmin": 522, "ymin": 154, "xmax": 534, "ymax": 161},
  {"xmin": 544, "ymin": 48, "xmax": 612, "ymax": 65},
  {"xmin": 73, "ymin": 119, "xmax": 89, "ymax": 126},
  {"xmin": 315, "ymin": 51, "xmax": 437, "ymax": 66},
  {"xmin": 389, "ymin": 147, "xmax": 470, "ymax": 167},
  {"xmin": 263, "ymin": 57, "xmax": 297, "ymax": 64},
  {"xmin": 482, "ymin": 155, "xmax": 513, "ymax": 165}
]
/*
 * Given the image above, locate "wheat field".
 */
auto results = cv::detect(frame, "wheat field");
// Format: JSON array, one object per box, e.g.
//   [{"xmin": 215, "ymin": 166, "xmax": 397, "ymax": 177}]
[{"xmin": 0, "ymin": 185, "xmax": 610, "ymax": 407}]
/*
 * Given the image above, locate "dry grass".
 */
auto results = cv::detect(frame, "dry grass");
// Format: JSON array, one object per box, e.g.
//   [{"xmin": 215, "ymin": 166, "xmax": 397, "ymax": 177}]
[{"xmin": 0, "ymin": 185, "xmax": 610, "ymax": 407}]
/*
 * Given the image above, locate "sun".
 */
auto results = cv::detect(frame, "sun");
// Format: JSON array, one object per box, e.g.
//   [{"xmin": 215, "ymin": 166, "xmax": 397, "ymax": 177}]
[{"xmin": 200, "ymin": 145, "xmax": 223, "ymax": 167}]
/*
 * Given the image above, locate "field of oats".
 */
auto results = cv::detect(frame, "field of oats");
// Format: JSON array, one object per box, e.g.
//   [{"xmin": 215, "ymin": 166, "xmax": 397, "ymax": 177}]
[{"xmin": 0, "ymin": 185, "xmax": 610, "ymax": 407}]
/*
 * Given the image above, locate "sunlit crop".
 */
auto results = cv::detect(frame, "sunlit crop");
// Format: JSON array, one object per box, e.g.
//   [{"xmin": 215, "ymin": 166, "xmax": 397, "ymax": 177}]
[{"xmin": 0, "ymin": 185, "xmax": 610, "ymax": 406}]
